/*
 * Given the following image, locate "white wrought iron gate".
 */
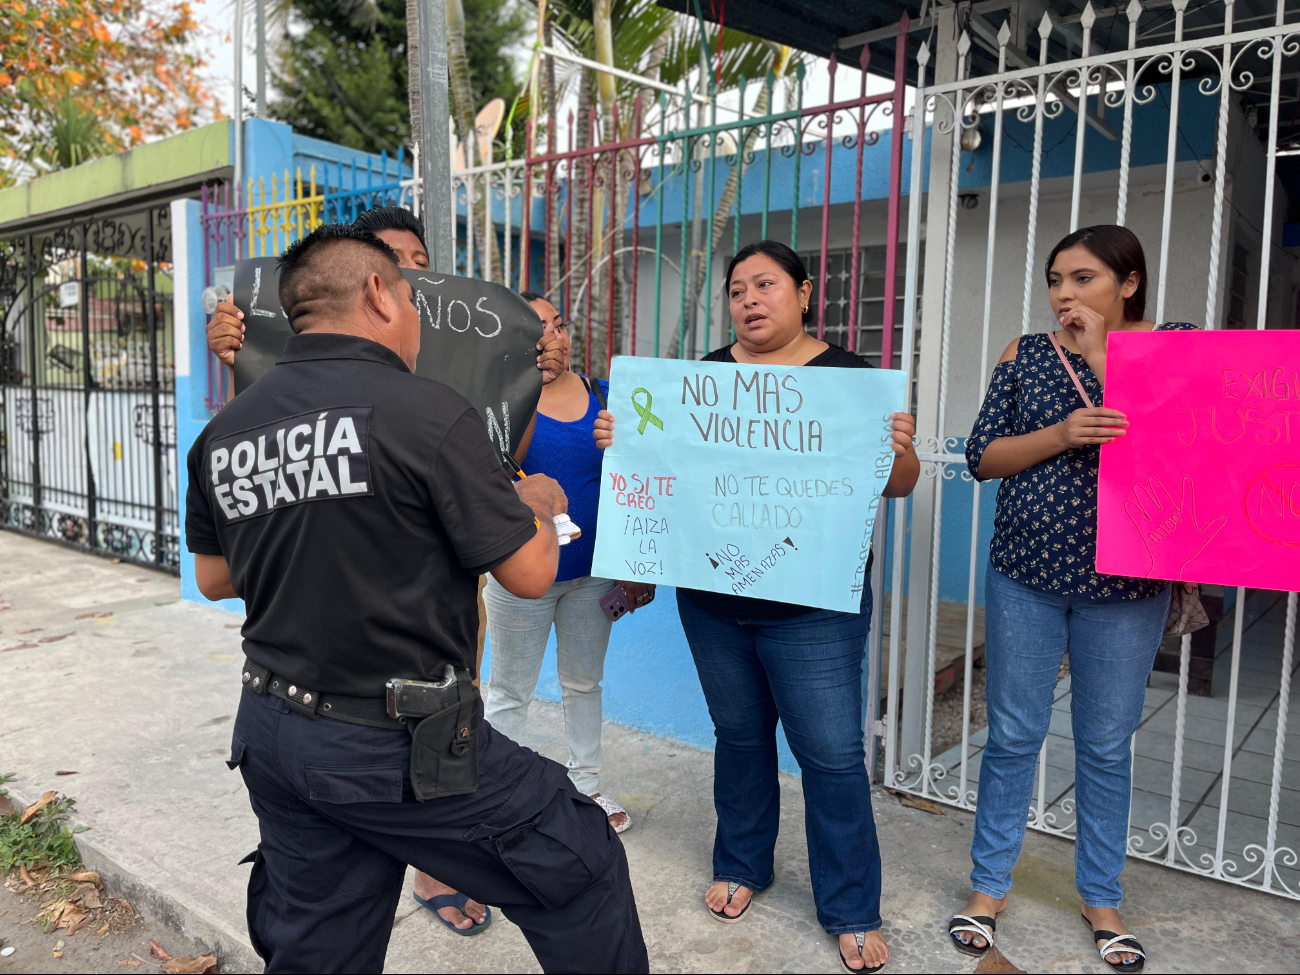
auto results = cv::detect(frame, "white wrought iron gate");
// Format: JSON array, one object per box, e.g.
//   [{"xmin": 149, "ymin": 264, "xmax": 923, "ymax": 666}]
[{"xmin": 884, "ymin": 0, "xmax": 1299, "ymax": 901}]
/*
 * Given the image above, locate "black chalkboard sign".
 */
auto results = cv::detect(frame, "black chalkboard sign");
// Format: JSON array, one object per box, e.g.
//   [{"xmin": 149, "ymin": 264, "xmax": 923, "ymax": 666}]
[{"xmin": 231, "ymin": 257, "xmax": 542, "ymax": 454}]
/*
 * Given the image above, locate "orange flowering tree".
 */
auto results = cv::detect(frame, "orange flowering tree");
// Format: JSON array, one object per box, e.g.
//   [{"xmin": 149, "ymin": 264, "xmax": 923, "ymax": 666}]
[{"xmin": 1, "ymin": 0, "xmax": 217, "ymax": 179}]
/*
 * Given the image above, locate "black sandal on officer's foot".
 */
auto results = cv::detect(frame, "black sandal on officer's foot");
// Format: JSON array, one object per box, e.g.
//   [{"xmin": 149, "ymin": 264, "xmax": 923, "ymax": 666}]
[
  {"xmin": 839, "ymin": 932, "xmax": 886, "ymax": 974},
  {"xmin": 948, "ymin": 913, "xmax": 997, "ymax": 957},
  {"xmin": 1082, "ymin": 914, "xmax": 1145, "ymax": 974},
  {"xmin": 707, "ymin": 882, "xmax": 753, "ymax": 923}
]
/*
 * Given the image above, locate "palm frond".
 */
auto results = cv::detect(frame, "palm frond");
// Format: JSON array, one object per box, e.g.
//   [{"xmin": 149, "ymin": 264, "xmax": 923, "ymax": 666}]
[{"xmin": 43, "ymin": 95, "xmax": 107, "ymax": 170}]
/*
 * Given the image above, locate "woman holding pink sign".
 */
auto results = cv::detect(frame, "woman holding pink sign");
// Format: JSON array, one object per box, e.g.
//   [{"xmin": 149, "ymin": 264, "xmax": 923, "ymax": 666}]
[{"xmin": 952, "ymin": 225, "xmax": 1195, "ymax": 974}]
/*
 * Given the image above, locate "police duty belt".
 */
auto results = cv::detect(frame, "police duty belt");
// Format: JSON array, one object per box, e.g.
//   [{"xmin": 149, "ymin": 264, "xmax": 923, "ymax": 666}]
[{"xmin": 240, "ymin": 658, "xmax": 468, "ymax": 732}]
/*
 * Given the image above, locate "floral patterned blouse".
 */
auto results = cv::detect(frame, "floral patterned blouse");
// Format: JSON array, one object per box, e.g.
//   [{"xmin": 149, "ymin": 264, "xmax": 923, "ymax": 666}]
[{"xmin": 966, "ymin": 323, "xmax": 1198, "ymax": 600}]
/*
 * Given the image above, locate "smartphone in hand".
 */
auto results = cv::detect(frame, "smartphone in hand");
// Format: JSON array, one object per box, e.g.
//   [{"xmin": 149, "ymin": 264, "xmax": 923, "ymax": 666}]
[{"xmin": 600, "ymin": 584, "xmax": 631, "ymax": 621}]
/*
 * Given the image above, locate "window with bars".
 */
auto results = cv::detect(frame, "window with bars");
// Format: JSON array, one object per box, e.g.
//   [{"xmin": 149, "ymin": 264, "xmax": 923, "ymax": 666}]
[{"xmin": 800, "ymin": 244, "xmax": 923, "ymax": 373}]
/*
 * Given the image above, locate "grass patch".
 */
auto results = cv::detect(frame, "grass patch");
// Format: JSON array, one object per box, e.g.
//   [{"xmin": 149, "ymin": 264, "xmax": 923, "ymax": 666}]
[{"xmin": 0, "ymin": 772, "xmax": 88, "ymax": 875}]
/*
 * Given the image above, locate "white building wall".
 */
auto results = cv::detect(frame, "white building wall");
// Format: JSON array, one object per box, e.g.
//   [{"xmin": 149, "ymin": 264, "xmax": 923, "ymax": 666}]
[{"xmin": 939, "ymin": 163, "xmax": 1225, "ymax": 439}]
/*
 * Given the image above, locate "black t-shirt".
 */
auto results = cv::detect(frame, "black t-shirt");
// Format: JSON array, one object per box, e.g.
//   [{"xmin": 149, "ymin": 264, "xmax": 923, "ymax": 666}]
[
  {"xmin": 185, "ymin": 332, "xmax": 537, "ymax": 696},
  {"xmin": 679, "ymin": 341, "xmax": 873, "ymax": 620}
]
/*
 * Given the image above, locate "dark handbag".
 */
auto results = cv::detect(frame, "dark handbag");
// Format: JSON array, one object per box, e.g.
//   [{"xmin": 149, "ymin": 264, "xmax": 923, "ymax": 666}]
[
  {"xmin": 1165, "ymin": 581, "xmax": 1211, "ymax": 637},
  {"xmin": 1047, "ymin": 331, "xmax": 1210, "ymax": 638}
]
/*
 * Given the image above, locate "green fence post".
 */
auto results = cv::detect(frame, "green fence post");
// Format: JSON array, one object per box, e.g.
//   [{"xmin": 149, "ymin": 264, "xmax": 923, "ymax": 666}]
[{"xmin": 653, "ymin": 93, "xmax": 667, "ymax": 358}]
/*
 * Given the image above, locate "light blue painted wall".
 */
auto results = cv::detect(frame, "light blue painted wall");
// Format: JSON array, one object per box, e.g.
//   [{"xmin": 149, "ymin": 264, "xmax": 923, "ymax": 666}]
[
  {"xmin": 479, "ymin": 587, "xmax": 816, "ymax": 773},
  {"xmin": 242, "ymin": 119, "xmax": 297, "ymax": 196},
  {"xmin": 174, "ymin": 197, "xmax": 244, "ymax": 615}
]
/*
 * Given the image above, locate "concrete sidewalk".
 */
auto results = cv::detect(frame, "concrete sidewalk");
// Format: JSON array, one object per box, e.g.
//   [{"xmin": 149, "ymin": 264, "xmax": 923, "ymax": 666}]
[{"xmin": 1, "ymin": 532, "xmax": 1296, "ymax": 973}]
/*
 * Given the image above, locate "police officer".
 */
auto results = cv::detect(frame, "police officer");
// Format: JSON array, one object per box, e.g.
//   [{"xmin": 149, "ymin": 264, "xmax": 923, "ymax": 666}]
[
  {"xmin": 203, "ymin": 206, "xmax": 528, "ymax": 934},
  {"xmin": 185, "ymin": 223, "xmax": 649, "ymax": 973}
]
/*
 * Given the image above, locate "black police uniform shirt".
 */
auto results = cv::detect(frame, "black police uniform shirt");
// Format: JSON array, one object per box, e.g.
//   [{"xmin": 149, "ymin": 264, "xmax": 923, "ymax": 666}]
[{"xmin": 185, "ymin": 332, "xmax": 538, "ymax": 697}]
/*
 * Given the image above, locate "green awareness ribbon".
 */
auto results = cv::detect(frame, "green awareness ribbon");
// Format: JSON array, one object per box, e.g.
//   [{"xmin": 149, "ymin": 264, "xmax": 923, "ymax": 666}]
[{"xmin": 631, "ymin": 388, "xmax": 664, "ymax": 435}]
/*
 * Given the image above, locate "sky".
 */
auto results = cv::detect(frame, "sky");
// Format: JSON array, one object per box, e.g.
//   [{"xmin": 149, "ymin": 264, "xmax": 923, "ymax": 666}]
[{"xmin": 191, "ymin": 0, "xmax": 262, "ymax": 120}]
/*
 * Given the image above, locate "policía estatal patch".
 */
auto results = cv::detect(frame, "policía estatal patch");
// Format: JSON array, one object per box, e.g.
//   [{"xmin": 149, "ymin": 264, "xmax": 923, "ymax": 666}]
[{"xmin": 208, "ymin": 407, "xmax": 373, "ymax": 522}]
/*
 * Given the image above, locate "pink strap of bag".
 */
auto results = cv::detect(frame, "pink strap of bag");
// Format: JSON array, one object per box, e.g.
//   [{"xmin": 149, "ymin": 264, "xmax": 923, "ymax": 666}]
[{"xmin": 1048, "ymin": 331, "xmax": 1094, "ymax": 408}]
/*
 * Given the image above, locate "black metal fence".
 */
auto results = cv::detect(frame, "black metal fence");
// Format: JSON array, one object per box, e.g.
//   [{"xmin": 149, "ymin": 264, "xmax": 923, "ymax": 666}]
[{"xmin": 0, "ymin": 203, "xmax": 179, "ymax": 572}]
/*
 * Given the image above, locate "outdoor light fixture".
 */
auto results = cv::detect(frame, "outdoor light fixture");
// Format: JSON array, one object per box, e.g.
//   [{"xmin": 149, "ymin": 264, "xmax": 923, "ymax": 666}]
[{"xmin": 960, "ymin": 124, "xmax": 983, "ymax": 153}]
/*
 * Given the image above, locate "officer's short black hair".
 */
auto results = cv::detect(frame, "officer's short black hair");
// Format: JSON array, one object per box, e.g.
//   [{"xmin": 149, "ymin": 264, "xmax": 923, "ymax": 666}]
[
  {"xmin": 278, "ymin": 224, "xmax": 404, "ymax": 332},
  {"xmin": 352, "ymin": 206, "xmax": 427, "ymax": 249},
  {"xmin": 519, "ymin": 291, "xmax": 547, "ymax": 304}
]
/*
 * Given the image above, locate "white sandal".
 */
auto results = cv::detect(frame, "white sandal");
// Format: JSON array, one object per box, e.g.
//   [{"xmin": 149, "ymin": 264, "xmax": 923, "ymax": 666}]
[
  {"xmin": 948, "ymin": 913, "xmax": 998, "ymax": 957},
  {"xmin": 590, "ymin": 793, "xmax": 632, "ymax": 833},
  {"xmin": 1082, "ymin": 915, "xmax": 1146, "ymax": 974}
]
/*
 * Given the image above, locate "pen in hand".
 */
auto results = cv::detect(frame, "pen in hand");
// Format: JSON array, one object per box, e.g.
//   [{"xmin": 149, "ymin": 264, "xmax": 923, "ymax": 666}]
[{"xmin": 500, "ymin": 449, "xmax": 580, "ymax": 545}]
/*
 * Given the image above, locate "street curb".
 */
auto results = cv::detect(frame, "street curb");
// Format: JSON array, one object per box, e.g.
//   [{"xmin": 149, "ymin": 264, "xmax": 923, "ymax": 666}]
[{"xmin": 9, "ymin": 787, "xmax": 261, "ymax": 974}]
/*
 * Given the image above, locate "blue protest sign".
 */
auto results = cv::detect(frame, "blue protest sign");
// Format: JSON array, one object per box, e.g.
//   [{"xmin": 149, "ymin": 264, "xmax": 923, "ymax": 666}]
[{"xmin": 591, "ymin": 356, "xmax": 907, "ymax": 613}]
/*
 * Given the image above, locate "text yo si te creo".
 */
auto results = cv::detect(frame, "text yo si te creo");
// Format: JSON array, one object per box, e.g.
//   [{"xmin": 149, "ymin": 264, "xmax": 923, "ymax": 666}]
[{"xmin": 609, "ymin": 475, "xmax": 675, "ymax": 577}]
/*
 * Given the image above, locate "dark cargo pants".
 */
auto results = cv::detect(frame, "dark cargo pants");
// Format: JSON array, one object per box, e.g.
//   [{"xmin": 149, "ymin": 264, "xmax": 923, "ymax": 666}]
[{"xmin": 228, "ymin": 687, "xmax": 648, "ymax": 973}]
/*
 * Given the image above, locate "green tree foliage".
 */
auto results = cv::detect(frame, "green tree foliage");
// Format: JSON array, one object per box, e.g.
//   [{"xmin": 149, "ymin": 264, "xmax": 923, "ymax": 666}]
[{"xmin": 268, "ymin": 0, "xmax": 528, "ymax": 155}]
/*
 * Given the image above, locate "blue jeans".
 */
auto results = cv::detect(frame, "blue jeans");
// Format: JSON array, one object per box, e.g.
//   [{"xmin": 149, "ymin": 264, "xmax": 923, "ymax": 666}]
[
  {"xmin": 972, "ymin": 568, "xmax": 1170, "ymax": 908},
  {"xmin": 676, "ymin": 585, "xmax": 880, "ymax": 936}
]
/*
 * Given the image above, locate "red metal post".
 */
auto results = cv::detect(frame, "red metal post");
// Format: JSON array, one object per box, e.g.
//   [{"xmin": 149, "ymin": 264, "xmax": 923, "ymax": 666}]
[
  {"xmin": 847, "ymin": 48, "xmax": 871, "ymax": 353},
  {"xmin": 817, "ymin": 55, "xmax": 837, "ymax": 341},
  {"xmin": 630, "ymin": 100, "xmax": 642, "ymax": 357},
  {"xmin": 882, "ymin": 14, "xmax": 910, "ymax": 371},
  {"xmin": 546, "ymin": 98, "xmax": 557, "ymax": 297},
  {"xmin": 606, "ymin": 102, "xmax": 619, "ymax": 376},
  {"xmin": 565, "ymin": 111, "xmax": 575, "ymax": 320}
]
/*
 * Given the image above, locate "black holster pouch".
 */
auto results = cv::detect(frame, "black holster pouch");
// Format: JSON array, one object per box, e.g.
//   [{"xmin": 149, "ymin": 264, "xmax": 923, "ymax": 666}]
[{"xmin": 409, "ymin": 670, "xmax": 482, "ymax": 800}]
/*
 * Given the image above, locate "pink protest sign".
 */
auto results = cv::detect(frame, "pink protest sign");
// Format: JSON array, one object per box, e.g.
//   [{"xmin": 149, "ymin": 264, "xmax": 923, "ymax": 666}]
[{"xmin": 1097, "ymin": 329, "xmax": 1299, "ymax": 591}]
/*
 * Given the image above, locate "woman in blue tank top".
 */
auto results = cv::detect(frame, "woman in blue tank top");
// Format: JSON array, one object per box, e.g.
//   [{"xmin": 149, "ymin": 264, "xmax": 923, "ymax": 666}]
[{"xmin": 483, "ymin": 293, "xmax": 654, "ymax": 834}]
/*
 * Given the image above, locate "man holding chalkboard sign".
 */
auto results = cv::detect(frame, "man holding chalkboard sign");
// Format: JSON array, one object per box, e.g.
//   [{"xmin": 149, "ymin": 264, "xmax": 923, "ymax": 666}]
[
  {"xmin": 205, "ymin": 208, "xmax": 566, "ymax": 937},
  {"xmin": 188, "ymin": 225, "xmax": 647, "ymax": 973}
]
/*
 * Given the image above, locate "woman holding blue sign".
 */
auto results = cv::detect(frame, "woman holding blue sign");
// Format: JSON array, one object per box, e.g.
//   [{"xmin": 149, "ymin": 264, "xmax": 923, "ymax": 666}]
[
  {"xmin": 953, "ymin": 225, "xmax": 1195, "ymax": 974},
  {"xmin": 484, "ymin": 291, "xmax": 656, "ymax": 836},
  {"xmin": 594, "ymin": 241, "xmax": 919, "ymax": 974}
]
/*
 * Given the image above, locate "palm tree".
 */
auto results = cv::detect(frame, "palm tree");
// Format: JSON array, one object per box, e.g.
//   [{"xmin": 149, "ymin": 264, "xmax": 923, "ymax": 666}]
[
  {"xmin": 544, "ymin": 0, "xmax": 789, "ymax": 367},
  {"xmin": 406, "ymin": 0, "xmax": 421, "ymax": 147},
  {"xmin": 447, "ymin": 0, "xmax": 504, "ymax": 282}
]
